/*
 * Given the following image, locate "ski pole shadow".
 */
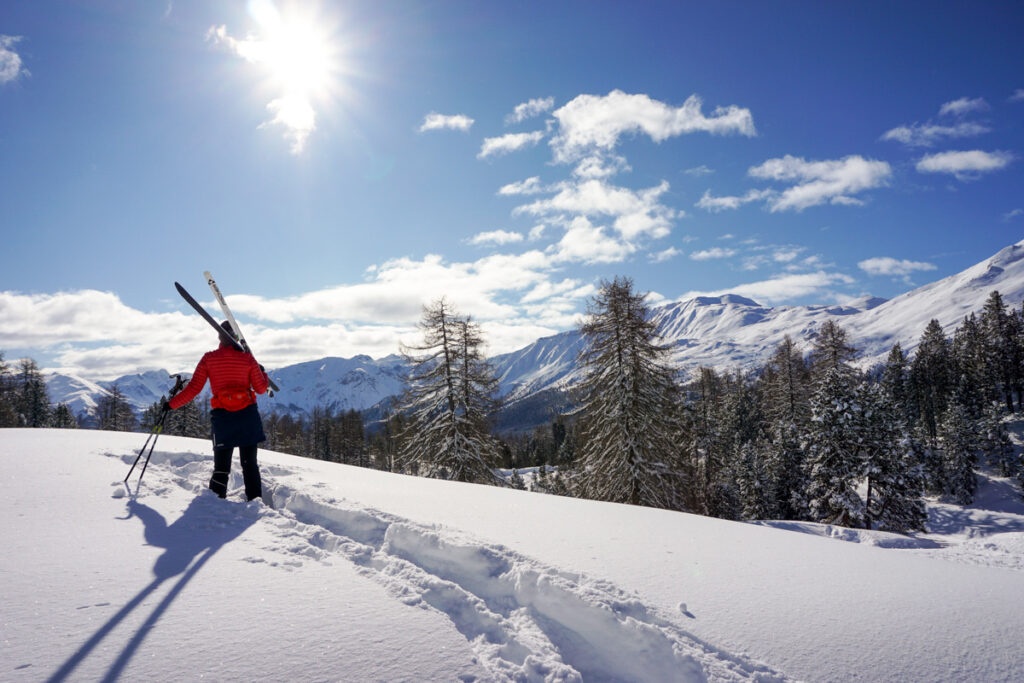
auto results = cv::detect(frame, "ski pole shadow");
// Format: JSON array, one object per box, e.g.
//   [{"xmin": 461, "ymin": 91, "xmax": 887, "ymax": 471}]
[{"xmin": 47, "ymin": 495, "xmax": 258, "ymax": 682}]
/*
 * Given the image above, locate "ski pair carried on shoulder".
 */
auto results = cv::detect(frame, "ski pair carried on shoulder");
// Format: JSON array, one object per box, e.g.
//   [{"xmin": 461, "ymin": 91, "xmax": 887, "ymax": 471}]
[{"xmin": 175, "ymin": 272, "xmax": 280, "ymax": 393}]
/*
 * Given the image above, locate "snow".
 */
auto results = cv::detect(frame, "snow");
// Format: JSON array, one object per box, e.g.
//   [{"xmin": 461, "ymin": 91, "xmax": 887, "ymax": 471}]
[{"xmin": 4, "ymin": 428, "xmax": 1024, "ymax": 681}]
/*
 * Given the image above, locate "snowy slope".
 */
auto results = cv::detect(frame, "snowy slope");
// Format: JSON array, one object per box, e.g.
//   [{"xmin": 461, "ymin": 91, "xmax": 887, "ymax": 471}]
[
  {"xmin": 4, "ymin": 428, "xmax": 1024, "ymax": 682},
  {"xmin": 258, "ymin": 355, "xmax": 408, "ymax": 416}
]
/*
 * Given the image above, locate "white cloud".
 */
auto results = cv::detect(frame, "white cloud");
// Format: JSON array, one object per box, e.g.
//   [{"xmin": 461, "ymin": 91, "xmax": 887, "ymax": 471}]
[
  {"xmin": 1003, "ymin": 208, "xmax": 1024, "ymax": 222},
  {"xmin": 939, "ymin": 97, "xmax": 989, "ymax": 117},
  {"xmin": 690, "ymin": 247, "xmax": 736, "ymax": 261},
  {"xmin": 748, "ymin": 155, "xmax": 892, "ymax": 212},
  {"xmin": 514, "ymin": 178, "xmax": 676, "ymax": 240},
  {"xmin": 773, "ymin": 248, "xmax": 803, "ymax": 263},
  {"xmin": 857, "ymin": 257, "xmax": 937, "ymax": 277},
  {"xmin": 571, "ymin": 154, "xmax": 631, "ymax": 179},
  {"xmin": 498, "ymin": 177, "xmax": 546, "ymax": 196},
  {"xmin": 419, "ymin": 112, "xmax": 475, "ymax": 132},
  {"xmin": 468, "ymin": 229, "xmax": 524, "ymax": 246},
  {"xmin": 478, "ymin": 131, "xmax": 544, "ymax": 159},
  {"xmin": 548, "ymin": 216, "xmax": 635, "ymax": 265},
  {"xmin": 527, "ymin": 224, "xmax": 547, "ymax": 240},
  {"xmin": 1011, "ymin": 89, "xmax": 1024, "ymax": 103},
  {"xmin": 506, "ymin": 97, "xmax": 555, "ymax": 124},
  {"xmin": 915, "ymin": 149, "xmax": 1013, "ymax": 179},
  {"xmin": 678, "ymin": 270, "xmax": 855, "ymax": 305},
  {"xmin": 880, "ymin": 121, "xmax": 990, "ymax": 147},
  {"xmin": 0, "ymin": 35, "xmax": 29, "ymax": 84},
  {"xmin": 696, "ymin": 188, "xmax": 774, "ymax": 212},
  {"xmin": 684, "ymin": 165, "xmax": 714, "ymax": 177},
  {"xmin": 550, "ymin": 90, "xmax": 755, "ymax": 163},
  {"xmin": 650, "ymin": 247, "xmax": 682, "ymax": 263}
]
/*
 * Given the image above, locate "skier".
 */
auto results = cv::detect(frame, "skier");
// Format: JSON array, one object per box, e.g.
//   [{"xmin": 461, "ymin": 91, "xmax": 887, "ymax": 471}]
[{"xmin": 166, "ymin": 321, "xmax": 270, "ymax": 502}]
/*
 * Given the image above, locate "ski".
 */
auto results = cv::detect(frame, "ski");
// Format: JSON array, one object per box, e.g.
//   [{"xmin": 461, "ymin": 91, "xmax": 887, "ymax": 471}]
[
  {"xmin": 202, "ymin": 271, "xmax": 280, "ymax": 394},
  {"xmin": 175, "ymin": 281, "xmax": 246, "ymax": 352}
]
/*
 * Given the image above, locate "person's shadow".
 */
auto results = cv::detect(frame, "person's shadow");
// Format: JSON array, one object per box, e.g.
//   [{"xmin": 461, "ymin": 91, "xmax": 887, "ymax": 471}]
[{"xmin": 47, "ymin": 495, "xmax": 258, "ymax": 682}]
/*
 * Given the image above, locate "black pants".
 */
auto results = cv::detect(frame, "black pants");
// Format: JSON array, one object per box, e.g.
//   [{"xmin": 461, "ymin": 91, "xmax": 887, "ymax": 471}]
[{"xmin": 210, "ymin": 445, "xmax": 262, "ymax": 501}]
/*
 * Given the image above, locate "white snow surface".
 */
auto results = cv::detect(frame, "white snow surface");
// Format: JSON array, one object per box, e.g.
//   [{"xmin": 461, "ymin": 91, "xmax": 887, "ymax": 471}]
[{"xmin": 3, "ymin": 429, "xmax": 1024, "ymax": 682}]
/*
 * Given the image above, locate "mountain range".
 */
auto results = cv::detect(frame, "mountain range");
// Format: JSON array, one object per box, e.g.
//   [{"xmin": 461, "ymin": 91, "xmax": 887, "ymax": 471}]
[{"xmin": 46, "ymin": 239, "xmax": 1024, "ymax": 430}]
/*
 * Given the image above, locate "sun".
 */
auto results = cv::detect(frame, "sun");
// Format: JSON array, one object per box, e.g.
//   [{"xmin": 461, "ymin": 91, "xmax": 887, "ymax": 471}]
[{"xmin": 213, "ymin": 0, "xmax": 344, "ymax": 153}]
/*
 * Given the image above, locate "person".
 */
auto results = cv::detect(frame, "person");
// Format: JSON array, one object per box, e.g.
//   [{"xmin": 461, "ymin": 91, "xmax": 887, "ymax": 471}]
[{"xmin": 166, "ymin": 321, "xmax": 270, "ymax": 501}]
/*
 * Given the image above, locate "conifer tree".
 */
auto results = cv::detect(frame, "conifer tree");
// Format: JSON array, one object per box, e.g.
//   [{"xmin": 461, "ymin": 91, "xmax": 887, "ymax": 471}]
[
  {"xmin": 737, "ymin": 440, "xmax": 773, "ymax": 520},
  {"xmin": 574, "ymin": 277, "xmax": 685, "ymax": 510},
  {"xmin": 809, "ymin": 320, "xmax": 857, "ymax": 383},
  {"xmin": 51, "ymin": 403, "xmax": 78, "ymax": 429},
  {"xmin": 910, "ymin": 319, "xmax": 955, "ymax": 492},
  {"xmin": 939, "ymin": 400, "xmax": 977, "ymax": 505},
  {"xmin": 760, "ymin": 336, "xmax": 811, "ymax": 520},
  {"xmin": 96, "ymin": 384, "xmax": 137, "ymax": 432},
  {"xmin": 979, "ymin": 291, "xmax": 1020, "ymax": 412},
  {"xmin": 0, "ymin": 352, "xmax": 19, "ymax": 427},
  {"xmin": 16, "ymin": 358, "xmax": 52, "ymax": 428},
  {"xmin": 397, "ymin": 298, "xmax": 503, "ymax": 485},
  {"xmin": 859, "ymin": 382, "xmax": 926, "ymax": 532},
  {"xmin": 805, "ymin": 366, "xmax": 864, "ymax": 527},
  {"xmin": 979, "ymin": 402, "xmax": 1016, "ymax": 478}
]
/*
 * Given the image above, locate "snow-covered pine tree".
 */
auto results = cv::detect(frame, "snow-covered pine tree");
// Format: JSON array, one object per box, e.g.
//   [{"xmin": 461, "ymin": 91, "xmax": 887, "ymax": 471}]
[
  {"xmin": 575, "ymin": 277, "xmax": 685, "ymax": 510},
  {"xmin": 760, "ymin": 335, "xmax": 812, "ymax": 520},
  {"xmin": 397, "ymin": 298, "xmax": 503, "ymax": 485},
  {"xmin": 737, "ymin": 439, "xmax": 773, "ymax": 520},
  {"xmin": 979, "ymin": 401, "xmax": 1016, "ymax": 478},
  {"xmin": 979, "ymin": 290, "xmax": 1022, "ymax": 413},
  {"xmin": 805, "ymin": 365, "xmax": 865, "ymax": 527},
  {"xmin": 938, "ymin": 399, "xmax": 978, "ymax": 505},
  {"xmin": 910, "ymin": 319, "xmax": 955, "ymax": 492},
  {"xmin": 859, "ymin": 381, "xmax": 926, "ymax": 533}
]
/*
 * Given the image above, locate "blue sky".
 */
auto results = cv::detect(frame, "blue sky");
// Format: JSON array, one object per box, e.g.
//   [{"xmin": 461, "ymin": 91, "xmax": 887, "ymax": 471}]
[{"xmin": 1, "ymin": 0, "xmax": 1023, "ymax": 379}]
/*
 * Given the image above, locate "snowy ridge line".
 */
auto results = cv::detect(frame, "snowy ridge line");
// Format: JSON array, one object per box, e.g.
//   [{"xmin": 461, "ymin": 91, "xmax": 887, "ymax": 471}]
[{"xmin": 114, "ymin": 449, "xmax": 792, "ymax": 682}]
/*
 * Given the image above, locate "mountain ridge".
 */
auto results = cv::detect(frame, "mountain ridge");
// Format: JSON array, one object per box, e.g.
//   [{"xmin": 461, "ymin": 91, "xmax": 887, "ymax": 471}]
[{"xmin": 46, "ymin": 239, "xmax": 1024, "ymax": 424}]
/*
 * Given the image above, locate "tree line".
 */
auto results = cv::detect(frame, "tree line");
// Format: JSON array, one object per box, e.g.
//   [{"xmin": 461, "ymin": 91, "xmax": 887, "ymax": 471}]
[{"xmin": 384, "ymin": 281, "xmax": 1024, "ymax": 534}]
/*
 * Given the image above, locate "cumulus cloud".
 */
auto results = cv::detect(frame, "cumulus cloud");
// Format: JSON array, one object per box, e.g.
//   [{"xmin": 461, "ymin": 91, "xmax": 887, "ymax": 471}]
[
  {"xmin": 916, "ymin": 149, "xmax": 1013, "ymax": 179},
  {"xmin": 514, "ymin": 178, "xmax": 676, "ymax": 240},
  {"xmin": 549, "ymin": 90, "xmax": 755, "ymax": 163},
  {"xmin": 468, "ymin": 229, "xmax": 524, "ymax": 246},
  {"xmin": 478, "ymin": 131, "xmax": 545, "ymax": 159},
  {"xmin": 690, "ymin": 247, "xmax": 736, "ymax": 261},
  {"xmin": 939, "ymin": 97, "xmax": 989, "ymax": 117},
  {"xmin": 548, "ymin": 216, "xmax": 635, "ymax": 264},
  {"xmin": 880, "ymin": 121, "xmax": 990, "ymax": 147},
  {"xmin": 506, "ymin": 96, "xmax": 555, "ymax": 124},
  {"xmin": 0, "ymin": 35, "xmax": 29, "ymax": 84},
  {"xmin": 696, "ymin": 188, "xmax": 775, "ymax": 212},
  {"xmin": 419, "ymin": 112, "xmax": 475, "ymax": 132},
  {"xmin": 858, "ymin": 257, "xmax": 937, "ymax": 277},
  {"xmin": 748, "ymin": 155, "xmax": 892, "ymax": 212}
]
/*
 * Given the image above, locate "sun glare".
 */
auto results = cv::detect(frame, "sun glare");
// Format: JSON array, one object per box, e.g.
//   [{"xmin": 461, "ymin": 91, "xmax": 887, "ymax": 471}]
[{"xmin": 215, "ymin": 0, "xmax": 344, "ymax": 153}]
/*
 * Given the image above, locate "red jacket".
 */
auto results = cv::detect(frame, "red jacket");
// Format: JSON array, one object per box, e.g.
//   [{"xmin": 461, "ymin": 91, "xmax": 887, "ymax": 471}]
[{"xmin": 170, "ymin": 343, "xmax": 269, "ymax": 411}]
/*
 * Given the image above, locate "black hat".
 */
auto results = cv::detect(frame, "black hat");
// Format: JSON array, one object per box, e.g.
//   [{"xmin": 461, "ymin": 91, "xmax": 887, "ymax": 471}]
[{"xmin": 219, "ymin": 320, "xmax": 237, "ymax": 345}]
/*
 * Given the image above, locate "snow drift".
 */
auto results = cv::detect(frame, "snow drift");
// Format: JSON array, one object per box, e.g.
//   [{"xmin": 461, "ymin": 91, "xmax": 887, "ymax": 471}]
[{"xmin": 3, "ymin": 428, "xmax": 1024, "ymax": 681}]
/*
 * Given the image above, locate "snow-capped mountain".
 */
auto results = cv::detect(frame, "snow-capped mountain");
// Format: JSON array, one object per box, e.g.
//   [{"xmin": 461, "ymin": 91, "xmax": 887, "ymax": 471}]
[
  {"xmin": 258, "ymin": 355, "xmax": 408, "ymax": 416},
  {"xmin": 47, "ymin": 240, "xmax": 1024, "ymax": 423}
]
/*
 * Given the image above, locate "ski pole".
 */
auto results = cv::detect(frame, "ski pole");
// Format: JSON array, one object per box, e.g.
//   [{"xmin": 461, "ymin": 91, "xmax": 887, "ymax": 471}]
[{"xmin": 124, "ymin": 374, "xmax": 186, "ymax": 486}]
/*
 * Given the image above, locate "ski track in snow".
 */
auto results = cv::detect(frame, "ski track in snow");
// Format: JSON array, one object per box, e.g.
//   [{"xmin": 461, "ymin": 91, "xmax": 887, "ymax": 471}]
[{"xmin": 112, "ymin": 449, "xmax": 790, "ymax": 683}]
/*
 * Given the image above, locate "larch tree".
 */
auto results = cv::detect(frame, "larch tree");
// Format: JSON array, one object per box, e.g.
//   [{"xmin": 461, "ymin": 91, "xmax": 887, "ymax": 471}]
[
  {"xmin": 397, "ymin": 298, "xmax": 503, "ymax": 485},
  {"xmin": 574, "ymin": 277, "xmax": 686, "ymax": 510}
]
